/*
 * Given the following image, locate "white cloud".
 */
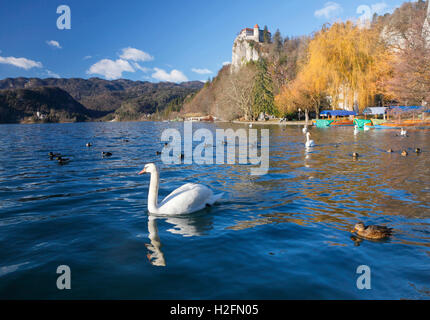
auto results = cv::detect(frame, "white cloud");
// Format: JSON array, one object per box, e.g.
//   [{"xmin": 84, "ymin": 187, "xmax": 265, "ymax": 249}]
[
  {"xmin": 191, "ymin": 68, "xmax": 212, "ymax": 75},
  {"xmin": 120, "ymin": 47, "xmax": 153, "ymax": 62},
  {"xmin": 315, "ymin": 2, "xmax": 343, "ymax": 19},
  {"xmin": 83, "ymin": 55, "xmax": 92, "ymax": 60},
  {"xmin": 87, "ymin": 59, "xmax": 134, "ymax": 79},
  {"xmin": 132, "ymin": 62, "xmax": 150, "ymax": 73},
  {"xmin": 152, "ymin": 68, "xmax": 188, "ymax": 83},
  {"xmin": 46, "ymin": 40, "xmax": 62, "ymax": 49},
  {"xmin": 0, "ymin": 55, "xmax": 42, "ymax": 70},
  {"xmin": 45, "ymin": 69, "xmax": 60, "ymax": 78}
]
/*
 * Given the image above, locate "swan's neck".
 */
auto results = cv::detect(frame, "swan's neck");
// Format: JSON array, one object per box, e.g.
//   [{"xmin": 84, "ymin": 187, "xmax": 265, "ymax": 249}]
[
  {"xmin": 148, "ymin": 171, "xmax": 160, "ymax": 213},
  {"xmin": 306, "ymin": 135, "xmax": 310, "ymax": 142}
]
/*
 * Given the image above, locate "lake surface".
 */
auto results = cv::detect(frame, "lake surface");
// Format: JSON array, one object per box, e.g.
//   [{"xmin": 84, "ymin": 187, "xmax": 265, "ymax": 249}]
[{"xmin": 0, "ymin": 121, "xmax": 429, "ymax": 299}]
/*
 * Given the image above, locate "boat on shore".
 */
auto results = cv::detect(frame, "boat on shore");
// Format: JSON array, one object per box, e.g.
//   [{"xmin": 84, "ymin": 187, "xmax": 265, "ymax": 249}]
[{"xmin": 313, "ymin": 110, "xmax": 356, "ymax": 128}]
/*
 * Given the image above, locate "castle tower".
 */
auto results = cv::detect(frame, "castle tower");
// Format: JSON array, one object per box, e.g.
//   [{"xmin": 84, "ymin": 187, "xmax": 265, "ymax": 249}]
[{"xmin": 253, "ymin": 24, "xmax": 260, "ymax": 42}]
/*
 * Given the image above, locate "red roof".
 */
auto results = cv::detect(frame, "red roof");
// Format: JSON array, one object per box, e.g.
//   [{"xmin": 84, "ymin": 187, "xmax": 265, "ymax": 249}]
[{"xmin": 254, "ymin": 24, "xmax": 259, "ymax": 28}]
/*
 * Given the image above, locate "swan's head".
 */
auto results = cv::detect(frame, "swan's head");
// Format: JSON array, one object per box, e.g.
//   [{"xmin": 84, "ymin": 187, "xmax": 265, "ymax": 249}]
[
  {"xmin": 139, "ymin": 163, "xmax": 158, "ymax": 175},
  {"xmin": 353, "ymin": 223, "xmax": 365, "ymax": 232}
]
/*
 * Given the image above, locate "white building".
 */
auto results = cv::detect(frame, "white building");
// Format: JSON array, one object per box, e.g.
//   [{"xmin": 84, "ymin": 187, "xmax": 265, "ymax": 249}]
[{"xmin": 236, "ymin": 24, "xmax": 270, "ymax": 43}]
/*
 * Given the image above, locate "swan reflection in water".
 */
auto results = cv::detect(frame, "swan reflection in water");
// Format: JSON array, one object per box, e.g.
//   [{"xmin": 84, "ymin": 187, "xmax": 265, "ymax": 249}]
[
  {"xmin": 146, "ymin": 211, "xmax": 214, "ymax": 267},
  {"xmin": 146, "ymin": 215, "xmax": 166, "ymax": 267}
]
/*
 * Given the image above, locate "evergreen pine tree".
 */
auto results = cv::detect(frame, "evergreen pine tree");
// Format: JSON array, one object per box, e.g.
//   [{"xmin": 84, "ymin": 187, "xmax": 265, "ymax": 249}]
[{"xmin": 252, "ymin": 59, "xmax": 276, "ymax": 118}]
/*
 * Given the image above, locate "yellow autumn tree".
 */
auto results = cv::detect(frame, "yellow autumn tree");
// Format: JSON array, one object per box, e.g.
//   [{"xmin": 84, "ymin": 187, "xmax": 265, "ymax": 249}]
[{"xmin": 276, "ymin": 21, "xmax": 394, "ymax": 114}]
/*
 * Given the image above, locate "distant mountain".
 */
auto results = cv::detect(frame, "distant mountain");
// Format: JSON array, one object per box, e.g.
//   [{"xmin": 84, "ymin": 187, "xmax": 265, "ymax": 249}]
[
  {"xmin": 0, "ymin": 77, "xmax": 204, "ymax": 123},
  {"xmin": 0, "ymin": 87, "xmax": 94, "ymax": 123}
]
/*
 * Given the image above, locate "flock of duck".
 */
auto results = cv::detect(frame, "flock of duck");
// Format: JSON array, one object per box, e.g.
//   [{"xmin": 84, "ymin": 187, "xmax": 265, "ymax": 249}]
[
  {"xmin": 48, "ymin": 143, "xmax": 112, "ymax": 165},
  {"xmin": 47, "ymin": 123, "xmax": 422, "ymax": 242},
  {"xmin": 303, "ymin": 124, "xmax": 422, "ymax": 159},
  {"xmin": 301, "ymin": 123, "xmax": 425, "ymax": 240}
]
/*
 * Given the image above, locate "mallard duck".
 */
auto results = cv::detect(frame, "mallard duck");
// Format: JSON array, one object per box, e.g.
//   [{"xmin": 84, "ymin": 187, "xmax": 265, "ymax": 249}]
[
  {"xmin": 86, "ymin": 142, "xmax": 92, "ymax": 147},
  {"xmin": 156, "ymin": 151, "xmax": 161, "ymax": 155},
  {"xmin": 57, "ymin": 156, "xmax": 70, "ymax": 165},
  {"xmin": 351, "ymin": 223, "xmax": 392, "ymax": 240},
  {"xmin": 102, "ymin": 152, "xmax": 112, "ymax": 157},
  {"xmin": 352, "ymin": 152, "xmax": 359, "ymax": 159},
  {"xmin": 387, "ymin": 149, "xmax": 393, "ymax": 153},
  {"xmin": 401, "ymin": 150, "xmax": 408, "ymax": 157},
  {"xmin": 49, "ymin": 152, "xmax": 61, "ymax": 159},
  {"xmin": 415, "ymin": 148, "xmax": 421, "ymax": 154}
]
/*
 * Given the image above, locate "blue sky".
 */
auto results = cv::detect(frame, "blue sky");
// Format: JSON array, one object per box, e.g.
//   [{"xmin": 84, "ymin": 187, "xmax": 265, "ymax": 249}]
[{"xmin": 0, "ymin": 0, "xmax": 416, "ymax": 82}]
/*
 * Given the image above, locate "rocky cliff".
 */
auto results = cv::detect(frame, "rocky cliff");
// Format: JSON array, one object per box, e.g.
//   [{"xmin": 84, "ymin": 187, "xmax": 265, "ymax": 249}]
[{"xmin": 232, "ymin": 39, "xmax": 262, "ymax": 72}]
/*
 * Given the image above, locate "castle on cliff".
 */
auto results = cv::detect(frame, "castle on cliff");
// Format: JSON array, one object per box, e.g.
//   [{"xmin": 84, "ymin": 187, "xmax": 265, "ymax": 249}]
[
  {"xmin": 231, "ymin": 24, "xmax": 270, "ymax": 72},
  {"xmin": 237, "ymin": 24, "xmax": 271, "ymax": 43}
]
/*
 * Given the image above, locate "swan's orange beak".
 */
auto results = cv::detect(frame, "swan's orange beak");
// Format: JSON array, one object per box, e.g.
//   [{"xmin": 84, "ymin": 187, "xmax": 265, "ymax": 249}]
[{"xmin": 138, "ymin": 168, "xmax": 146, "ymax": 175}]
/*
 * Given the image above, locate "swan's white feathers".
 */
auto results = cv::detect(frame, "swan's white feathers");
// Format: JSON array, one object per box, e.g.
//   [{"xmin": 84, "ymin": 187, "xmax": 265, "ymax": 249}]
[{"xmin": 158, "ymin": 183, "xmax": 219, "ymax": 215}]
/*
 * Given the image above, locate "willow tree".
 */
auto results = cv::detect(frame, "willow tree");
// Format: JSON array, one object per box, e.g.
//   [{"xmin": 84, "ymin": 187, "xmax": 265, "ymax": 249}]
[
  {"xmin": 299, "ymin": 21, "xmax": 392, "ymax": 111},
  {"xmin": 275, "ymin": 67, "xmax": 327, "ymax": 122}
]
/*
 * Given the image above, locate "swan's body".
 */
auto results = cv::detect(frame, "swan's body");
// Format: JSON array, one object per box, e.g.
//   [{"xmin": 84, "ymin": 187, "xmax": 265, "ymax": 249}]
[
  {"xmin": 249, "ymin": 123, "xmax": 253, "ymax": 128},
  {"xmin": 305, "ymin": 132, "xmax": 315, "ymax": 148},
  {"xmin": 400, "ymin": 128, "xmax": 407, "ymax": 136},
  {"xmin": 139, "ymin": 163, "xmax": 223, "ymax": 215},
  {"xmin": 302, "ymin": 126, "xmax": 308, "ymax": 134}
]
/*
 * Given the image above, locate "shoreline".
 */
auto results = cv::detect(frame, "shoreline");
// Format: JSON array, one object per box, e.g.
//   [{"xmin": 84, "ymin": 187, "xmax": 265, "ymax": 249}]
[
  {"xmin": 4, "ymin": 119, "xmax": 312, "ymax": 126},
  {"xmin": 231, "ymin": 120, "xmax": 309, "ymax": 126}
]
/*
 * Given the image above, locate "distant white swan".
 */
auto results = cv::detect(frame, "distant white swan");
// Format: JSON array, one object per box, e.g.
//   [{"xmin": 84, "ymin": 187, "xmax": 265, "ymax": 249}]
[
  {"xmin": 249, "ymin": 123, "xmax": 253, "ymax": 128},
  {"xmin": 364, "ymin": 125, "xmax": 370, "ymax": 131},
  {"xmin": 139, "ymin": 163, "xmax": 223, "ymax": 215},
  {"xmin": 400, "ymin": 128, "xmax": 407, "ymax": 136},
  {"xmin": 302, "ymin": 126, "xmax": 308, "ymax": 134},
  {"xmin": 305, "ymin": 132, "xmax": 315, "ymax": 148},
  {"xmin": 354, "ymin": 125, "xmax": 359, "ymax": 135}
]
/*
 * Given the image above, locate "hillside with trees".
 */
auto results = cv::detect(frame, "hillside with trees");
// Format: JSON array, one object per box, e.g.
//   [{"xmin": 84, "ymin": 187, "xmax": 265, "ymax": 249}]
[
  {"xmin": 184, "ymin": 0, "xmax": 429, "ymax": 121},
  {"xmin": 0, "ymin": 87, "xmax": 94, "ymax": 123},
  {"xmin": 0, "ymin": 78, "xmax": 203, "ymax": 123}
]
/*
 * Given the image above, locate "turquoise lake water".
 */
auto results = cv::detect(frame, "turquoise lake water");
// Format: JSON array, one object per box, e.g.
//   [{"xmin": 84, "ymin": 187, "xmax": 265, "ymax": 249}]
[{"xmin": 0, "ymin": 121, "xmax": 429, "ymax": 299}]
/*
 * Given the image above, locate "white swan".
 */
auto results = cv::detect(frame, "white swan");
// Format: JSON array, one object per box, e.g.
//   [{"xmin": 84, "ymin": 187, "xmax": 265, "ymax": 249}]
[
  {"xmin": 139, "ymin": 163, "xmax": 223, "ymax": 215},
  {"xmin": 302, "ymin": 126, "xmax": 308, "ymax": 134},
  {"xmin": 249, "ymin": 123, "xmax": 253, "ymax": 128},
  {"xmin": 400, "ymin": 128, "xmax": 407, "ymax": 136},
  {"xmin": 305, "ymin": 132, "xmax": 315, "ymax": 148}
]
